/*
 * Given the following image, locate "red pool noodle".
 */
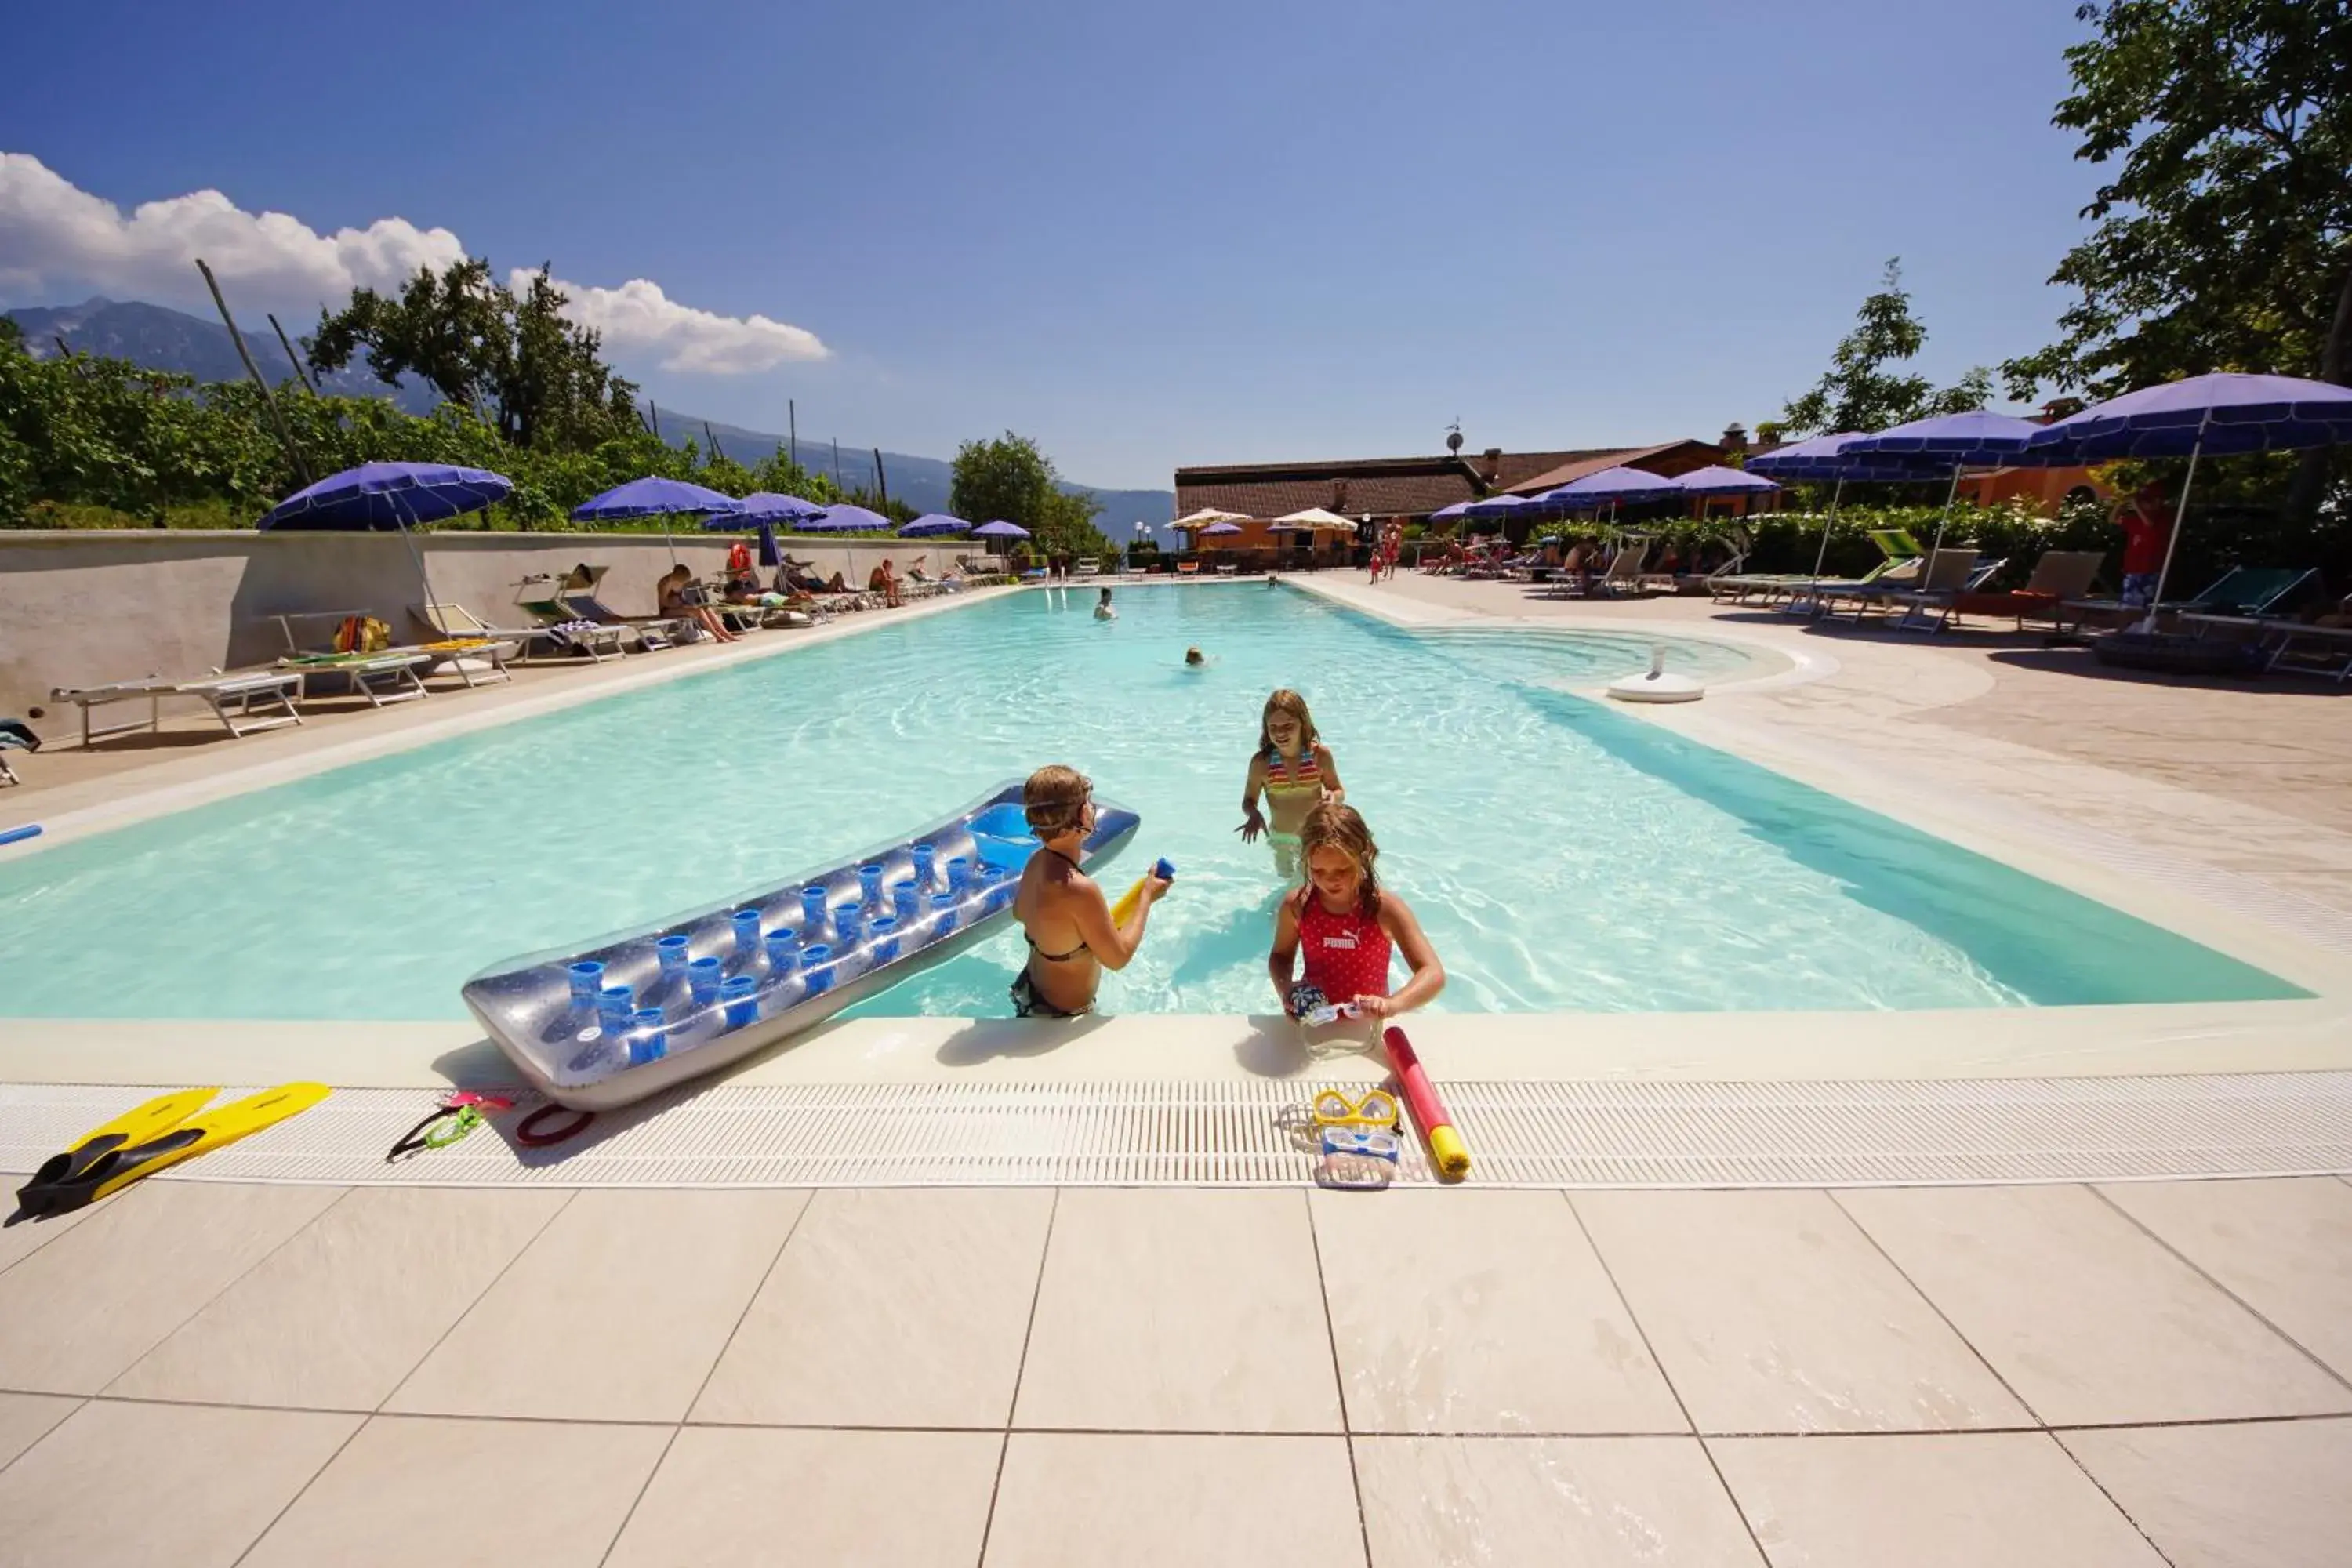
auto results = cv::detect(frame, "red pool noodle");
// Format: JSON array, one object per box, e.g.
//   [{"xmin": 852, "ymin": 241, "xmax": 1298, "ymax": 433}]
[{"xmin": 1383, "ymin": 1026, "xmax": 1470, "ymax": 1178}]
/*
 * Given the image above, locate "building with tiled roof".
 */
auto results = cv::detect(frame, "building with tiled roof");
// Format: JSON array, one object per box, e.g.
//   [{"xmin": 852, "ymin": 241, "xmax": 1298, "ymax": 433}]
[{"xmin": 1172, "ymin": 434, "xmax": 1734, "ymax": 534}]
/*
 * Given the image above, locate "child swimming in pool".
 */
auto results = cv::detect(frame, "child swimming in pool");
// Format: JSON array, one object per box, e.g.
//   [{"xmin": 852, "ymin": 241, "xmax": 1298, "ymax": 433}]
[
  {"xmin": 1238, "ymin": 688, "xmax": 1344, "ymax": 877},
  {"xmin": 1270, "ymin": 802, "xmax": 1444, "ymax": 1022},
  {"xmin": 1185, "ymin": 646, "xmax": 1205, "ymax": 666},
  {"xmin": 1094, "ymin": 587, "xmax": 1116, "ymax": 620}
]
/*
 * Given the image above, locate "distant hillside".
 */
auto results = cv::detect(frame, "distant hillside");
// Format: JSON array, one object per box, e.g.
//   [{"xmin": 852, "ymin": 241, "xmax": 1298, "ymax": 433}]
[
  {"xmin": 9, "ymin": 296, "xmax": 441, "ymax": 412},
  {"xmin": 648, "ymin": 408, "xmax": 1177, "ymax": 544},
  {"xmin": 6, "ymin": 296, "xmax": 1178, "ymax": 542}
]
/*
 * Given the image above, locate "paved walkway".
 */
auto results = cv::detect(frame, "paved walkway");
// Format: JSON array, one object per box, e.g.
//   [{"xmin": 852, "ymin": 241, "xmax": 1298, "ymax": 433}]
[{"xmin": 2, "ymin": 1177, "xmax": 2348, "ymax": 1566}]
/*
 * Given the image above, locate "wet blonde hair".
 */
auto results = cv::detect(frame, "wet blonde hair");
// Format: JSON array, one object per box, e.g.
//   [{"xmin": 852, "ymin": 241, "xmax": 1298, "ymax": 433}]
[
  {"xmin": 1258, "ymin": 688, "xmax": 1321, "ymax": 756},
  {"xmin": 1298, "ymin": 801, "xmax": 1381, "ymax": 916},
  {"xmin": 1022, "ymin": 764, "xmax": 1092, "ymax": 839}
]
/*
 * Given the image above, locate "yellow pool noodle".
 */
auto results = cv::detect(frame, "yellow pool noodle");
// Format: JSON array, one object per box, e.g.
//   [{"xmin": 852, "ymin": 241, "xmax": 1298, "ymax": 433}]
[{"xmin": 1428, "ymin": 1125, "xmax": 1472, "ymax": 1180}]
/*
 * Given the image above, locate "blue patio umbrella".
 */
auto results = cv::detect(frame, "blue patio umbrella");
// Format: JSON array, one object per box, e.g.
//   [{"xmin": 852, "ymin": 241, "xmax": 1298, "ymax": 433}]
[
  {"xmin": 1741, "ymin": 434, "xmax": 1951, "ymax": 594},
  {"xmin": 1845, "ymin": 410, "xmax": 2042, "ymax": 556},
  {"xmin": 734, "ymin": 492, "xmax": 829, "ymax": 524},
  {"xmin": 259, "ymin": 461, "xmax": 514, "ymax": 529},
  {"xmin": 1526, "ymin": 468, "xmax": 1679, "ymax": 543},
  {"xmin": 2021, "ymin": 372, "xmax": 2352, "ymax": 625},
  {"xmin": 801, "ymin": 503, "xmax": 894, "ymax": 533},
  {"xmin": 712, "ymin": 493, "xmax": 823, "ymax": 568},
  {"xmin": 899, "ymin": 513, "xmax": 972, "ymax": 537},
  {"xmin": 1533, "ymin": 466, "xmax": 1679, "ymax": 522},
  {"xmin": 1745, "ymin": 432, "xmax": 1860, "ymax": 478},
  {"xmin": 257, "ymin": 460, "xmax": 514, "ymax": 602},
  {"xmin": 572, "ymin": 475, "xmax": 746, "ymax": 567},
  {"xmin": 1199, "ymin": 521, "xmax": 1243, "ymax": 535},
  {"xmin": 1428, "ymin": 499, "xmax": 1475, "ymax": 524},
  {"xmin": 571, "ymin": 475, "xmax": 744, "ymax": 521},
  {"xmin": 973, "ymin": 519, "xmax": 1029, "ymax": 539},
  {"xmin": 1465, "ymin": 493, "xmax": 1534, "ymax": 520},
  {"xmin": 1671, "ymin": 465, "xmax": 1781, "ymax": 497}
]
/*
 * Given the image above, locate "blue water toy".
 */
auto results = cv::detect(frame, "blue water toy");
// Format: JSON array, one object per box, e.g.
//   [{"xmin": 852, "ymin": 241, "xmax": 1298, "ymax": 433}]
[
  {"xmin": 462, "ymin": 780, "xmax": 1142, "ymax": 1110},
  {"xmin": 1319, "ymin": 1127, "xmax": 1403, "ymax": 1161},
  {"xmin": 630, "ymin": 1008, "xmax": 668, "ymax": 1065},
  {"xmin": 0, "ymin": 825, "xmax": 41, "ymax": 848}
]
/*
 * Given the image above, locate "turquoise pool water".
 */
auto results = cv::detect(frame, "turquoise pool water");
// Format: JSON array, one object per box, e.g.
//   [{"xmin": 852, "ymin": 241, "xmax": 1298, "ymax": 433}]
[{"xmin": 0, "ymin": 583, "xmax": 2303, "ymax": 1020}]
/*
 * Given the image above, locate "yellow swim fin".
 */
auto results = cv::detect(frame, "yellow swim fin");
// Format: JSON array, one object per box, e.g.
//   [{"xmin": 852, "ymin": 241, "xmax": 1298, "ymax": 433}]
[
  {"xmin": 10, "ymin": 1087, "xmax": 220, "ymax": 1221},
  {"xmin": 27, "ymin": 1083, "xmax": 330, "ymax": 1216}
]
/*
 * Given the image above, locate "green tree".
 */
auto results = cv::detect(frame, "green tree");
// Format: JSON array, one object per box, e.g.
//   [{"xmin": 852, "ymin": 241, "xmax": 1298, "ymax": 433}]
[
  {"xmin": 2001, "ymin": 0, "xmax": 2352, "ymax": 526},
  {"xmin": 949, "ymin": 430, "xmax": 1109, "ymax": 555},
  {"xmin": 1781, "ymin": 259, "xmax": 1992, "ymax": 434},
  {"xmin": 748, "ymin": 448, "xmax": 844, "ymax": 506},
  {"xmin": 307, "ymin": 259, "xmax": 642, "ymax": 451}
]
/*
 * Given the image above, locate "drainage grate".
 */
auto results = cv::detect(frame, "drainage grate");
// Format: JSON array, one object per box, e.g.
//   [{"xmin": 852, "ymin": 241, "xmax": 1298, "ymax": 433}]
[{"xmin": 5, "ymin": 1074, "xmax": 2350, "ymax": 1190}]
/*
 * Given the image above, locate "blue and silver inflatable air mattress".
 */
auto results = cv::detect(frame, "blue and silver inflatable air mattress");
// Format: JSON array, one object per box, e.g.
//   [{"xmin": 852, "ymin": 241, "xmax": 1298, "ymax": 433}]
[{"xmin": 463, "ymin": 780, "xmax": 1139, "ymax": 1109}]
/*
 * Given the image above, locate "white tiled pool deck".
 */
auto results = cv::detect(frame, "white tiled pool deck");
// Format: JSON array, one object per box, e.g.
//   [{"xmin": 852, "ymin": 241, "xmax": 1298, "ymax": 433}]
[
  {"xmin": 1, "ymin": 1180, "xmax": 2348, "ymax": 1565},
  {"xmin": 5, "ymin": 572, "xmax": 2352, "ymax": 1562}
]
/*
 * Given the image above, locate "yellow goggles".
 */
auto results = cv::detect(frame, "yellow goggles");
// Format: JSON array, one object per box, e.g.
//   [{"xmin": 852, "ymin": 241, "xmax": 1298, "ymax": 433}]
[{"xmin": 1312, "ymin": 1088, "xmax": 1399, "ymax": 1130}]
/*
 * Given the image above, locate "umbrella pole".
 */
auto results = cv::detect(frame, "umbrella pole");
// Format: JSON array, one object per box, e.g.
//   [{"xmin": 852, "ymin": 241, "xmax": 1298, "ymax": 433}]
[
  {"xmin": 393, "ymin": 492, "xmax": 437, "ymax": 612},
  {"xmin": 1805, "ymin": 477, "xmax": 1846, "ymax": 610},
  {"xmin": 2136, "ymin": 414, "xmax": 2209, "ymax": 635},
  {"xmin": 1928, "ymin": 463, "xmax": 1962, "ymax": 557}
]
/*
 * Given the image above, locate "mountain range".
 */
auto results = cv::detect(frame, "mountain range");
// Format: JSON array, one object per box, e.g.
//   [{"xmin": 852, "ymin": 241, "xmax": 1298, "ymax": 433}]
[{"xmin": 9, "ymin": 297, "xmax": 1177, "ymax": 539}]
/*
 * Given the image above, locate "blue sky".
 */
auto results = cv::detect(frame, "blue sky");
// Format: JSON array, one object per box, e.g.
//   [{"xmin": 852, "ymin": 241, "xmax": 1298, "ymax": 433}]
[{"xmin": 1, "ymin": 0, "xmax": 2104, "ymax": 488}]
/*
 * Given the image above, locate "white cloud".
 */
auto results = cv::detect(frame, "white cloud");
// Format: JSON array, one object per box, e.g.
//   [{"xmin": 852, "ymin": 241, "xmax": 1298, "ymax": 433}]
[
  {"xmin": 0, "ymin": 151, "xmax": 464, "ymax": 308},
  {"xmin": 532, "ymin": 274, "xmax": 828, "ymax": 373},
  {"xmin": 0, "ymin": 152, "xmax": 826, "ymax": 373}
]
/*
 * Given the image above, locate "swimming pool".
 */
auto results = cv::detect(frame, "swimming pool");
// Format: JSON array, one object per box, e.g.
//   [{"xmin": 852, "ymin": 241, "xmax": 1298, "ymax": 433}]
[{"xmin": 0, "ymin": 583, "xmax": 2303, "ymax": 1021}]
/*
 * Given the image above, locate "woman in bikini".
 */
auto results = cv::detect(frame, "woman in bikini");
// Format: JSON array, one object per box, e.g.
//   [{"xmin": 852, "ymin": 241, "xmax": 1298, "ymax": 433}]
[
  {"xmin": 1238, "ymin": 688, "xmax": 1345, "ymax": 878},
  {"xmin": 1269, "ymin": 802, "xmax": 1444, "ymax": 1022},
  {"xmin": 1010, "ymin": 765, "xmax": 1168, "ymax": 1018}
]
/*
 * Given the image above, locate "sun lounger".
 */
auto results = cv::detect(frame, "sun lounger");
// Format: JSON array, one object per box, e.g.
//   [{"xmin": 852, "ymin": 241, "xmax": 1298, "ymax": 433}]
[
  {"xmin": 1814, "ymin": 550, "xmax": 1985, "ymax": 626},
  {"xmin": 517, "ymin": 569, "xmax": 667, "ymax": 655},
  {"xmin": 1583, "ymin": 540, "xmax": 1651, "ymax": 597},
  {"xmin": 277, "ymin": 608, "xmax": 506, "ymax": 691},
  {"xmin": 51, "ymin": 670, "xmax": 304, "ymax": 746},
  {"xmin": 511, "ymin": 579, "xmax": 636, "ymax": 660},
  {"xmin": 568, "ymin": 589, "xmax": 680, "ymax": 648},
  {"xmin": 2059, "ymin": 565, "xmax": 2318, "ymax": 633},
  {"xmin": 414, "ymin": 601, "xmax": 579, "ymax": 673},
  {"xmin": 1713, "ymin": 529, "xmax": 1925, "ymax": 609},
  {"xmin": 1177, "ymin": 560, "xmax": 1202, "ymax": 576},
  {"xmin": 1887, "ymin": 550, "xmax": 2105, "ymax": 633},
  {"xmin": 275, "ymin": 649, "xmax": 433, "ymax": 706},
  {"xmin": 2179, "ymin": 613, "xmax": 2352, "ymax": 682}
]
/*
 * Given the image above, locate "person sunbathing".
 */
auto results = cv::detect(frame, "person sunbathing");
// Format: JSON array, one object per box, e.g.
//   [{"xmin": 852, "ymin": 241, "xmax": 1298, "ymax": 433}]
[
  {"xmin": 869, "ymin": 558, "xmax": 906, "ymax": 608},
  {"xmin": 657, "ymin": 565, "xmax": 739, "ymax": 643}
]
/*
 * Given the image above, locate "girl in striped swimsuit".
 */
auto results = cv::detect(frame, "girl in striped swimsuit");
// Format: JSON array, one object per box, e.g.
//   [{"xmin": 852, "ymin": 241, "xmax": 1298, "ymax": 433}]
[
  {"xmin": 1269, "ymin": 803, "xmax": 1446, "ymax": 1024},
  {"xmin": 1238, "ymin": 688, "xmax": 1345, "ymax": 878}
]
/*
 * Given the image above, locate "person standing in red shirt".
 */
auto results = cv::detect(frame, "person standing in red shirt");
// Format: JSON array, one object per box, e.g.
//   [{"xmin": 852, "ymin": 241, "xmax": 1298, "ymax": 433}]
[{"xmin": 2114, "ymin": 483, "xmax": 2175, "ymax": 608}]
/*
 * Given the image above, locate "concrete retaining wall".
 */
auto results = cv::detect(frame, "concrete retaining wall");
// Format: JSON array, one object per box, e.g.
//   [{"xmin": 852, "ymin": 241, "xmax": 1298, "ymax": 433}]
[{"xmin": 0, "ymin": 531, "xmax": 985, "ymax": 719}]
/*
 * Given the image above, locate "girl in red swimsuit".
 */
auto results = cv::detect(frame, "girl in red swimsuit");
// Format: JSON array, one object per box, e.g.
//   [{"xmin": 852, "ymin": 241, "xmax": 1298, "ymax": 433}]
[{"xmin": 1269, "ymin": 803, "xmax": 1446, "ymax": 1022}]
